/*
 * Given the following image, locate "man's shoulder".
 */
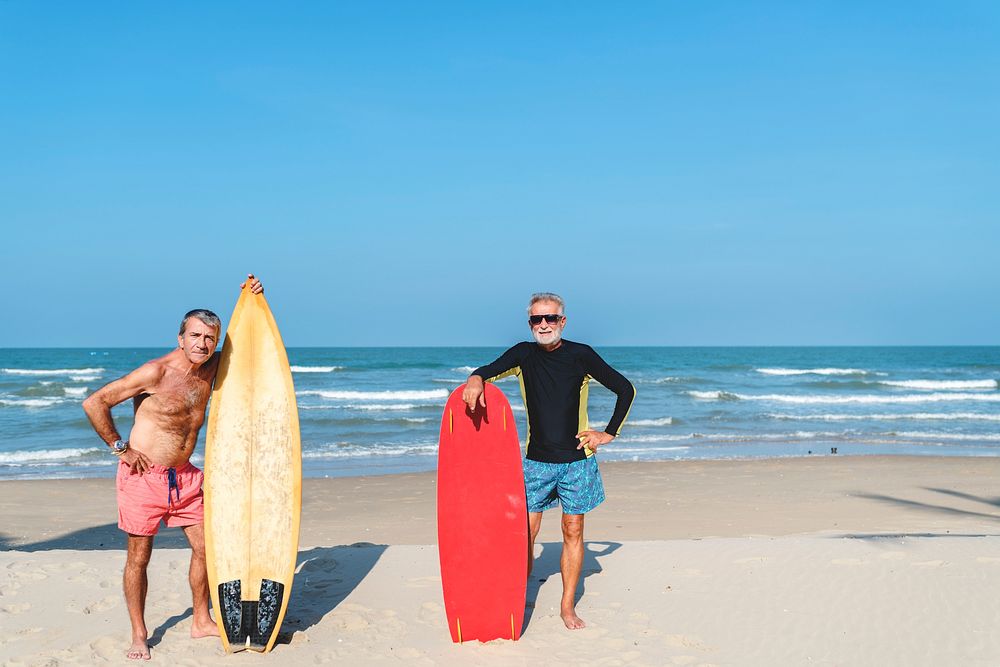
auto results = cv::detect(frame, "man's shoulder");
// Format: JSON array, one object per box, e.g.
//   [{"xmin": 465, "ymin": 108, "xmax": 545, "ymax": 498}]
[{"xmin": 561, "ymin": 339, "xmax": 595, "ymax": 354}]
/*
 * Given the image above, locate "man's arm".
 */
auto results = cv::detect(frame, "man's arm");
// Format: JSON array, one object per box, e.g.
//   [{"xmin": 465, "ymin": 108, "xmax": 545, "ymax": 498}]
[
  {"xmin": 462, "ymin": 343, "xmax": 528, "ymax": 411},
  {"xmin": 576, "ymin": 346, "xmax": 636, "ymax": 452},
  {"xmin": 82, "ymin": 363, "xmax": 162, "ymax": 473}
]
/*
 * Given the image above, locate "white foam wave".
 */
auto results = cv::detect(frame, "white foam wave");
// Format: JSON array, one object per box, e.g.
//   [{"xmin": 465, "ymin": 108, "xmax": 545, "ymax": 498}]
[
  {"xmin": 2, "ymin": 367, "xmax": 104, "ymax": 376},
  {"xmin": 879, "ymin": 379, "xmax": 998, "ymax": 390},
  {"xmin": 63, "ymin": 387, "xmax": 89, "ymax": 397},
  {"xmin": 648, "ymin": 377, "xmax": 682, "ymax": 384},
  {"xmin": 297, "ymin": 389, "xmax": 448, "ymax": 401},
  {"xmin": 756, "ymin": 367, "xmax": 874, "ymax": 376},
  {"xmin": 453, "ymin": 366, "xmax": 478, "ymax": 374},
  {"xmin": 619, "ymin": 431, "xmax": 843, "ymax": 443},
  {"xmin": 0, "ymin": 447, "xmax": 99, "ymax": 464},
  {"xmin": 290, "ymin": 365, "xmax": 343, "ymax": 373},
  {"xmin": 592, "ymin": 417, "xmax": 674, "ymax": 428},
  {"xmin": 299, "ymin": 403, "xmax": 422, "ymax": 411},
  {"xmin": 302, "ymin": 443, "xmax": 439, "ymax": 459},
  {"xmin": 891, "ymin": 431, "xmax": 1000, "ymax": 442},
  {"xmin": 768, "ymin": 412, "xmax": 1000, "ymax": 422},
  {"xmin": 0, "ymin": 397, "xmax": 64, "ymax": 408},
  {"xmin": 689, "ymin": 391, "xmax": 1000, "ymax": 405}
]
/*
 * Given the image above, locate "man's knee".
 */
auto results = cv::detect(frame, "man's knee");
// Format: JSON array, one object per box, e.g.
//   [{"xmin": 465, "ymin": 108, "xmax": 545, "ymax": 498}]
[
  {"xmin": 125, "ymin": 536, "xmax": 154, "ymax": 569},
  {"xmin": 561, "ymin": 514, "xmax": 584, "ymax": 542}
]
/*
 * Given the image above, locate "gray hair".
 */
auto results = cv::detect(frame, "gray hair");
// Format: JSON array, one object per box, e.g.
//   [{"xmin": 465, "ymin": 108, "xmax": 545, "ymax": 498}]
[
  {"xmin": 527, "ymin": 292, "xmax": 565, "ymax": 314},
  {"xmin": 179, "ymin": 309, "xmax": 222, "ymax": 335}
]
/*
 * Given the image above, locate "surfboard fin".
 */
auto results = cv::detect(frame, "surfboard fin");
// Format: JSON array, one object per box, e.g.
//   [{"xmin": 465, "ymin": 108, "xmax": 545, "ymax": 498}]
[{"xmin": 218, "ymin": 579, "xmax": 285, "ymax": 652}]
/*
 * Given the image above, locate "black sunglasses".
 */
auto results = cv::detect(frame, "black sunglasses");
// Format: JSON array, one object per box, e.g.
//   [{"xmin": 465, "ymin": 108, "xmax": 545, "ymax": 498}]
[{"xmin": 528, "ymin": 314, "xmax": 564, "ymax": 325}]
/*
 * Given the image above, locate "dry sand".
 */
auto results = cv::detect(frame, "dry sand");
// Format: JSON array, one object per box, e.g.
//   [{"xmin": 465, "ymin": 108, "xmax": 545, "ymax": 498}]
[{"xmin": 3, "ymin": 456, "xmax": 1000, "ymax": 666}]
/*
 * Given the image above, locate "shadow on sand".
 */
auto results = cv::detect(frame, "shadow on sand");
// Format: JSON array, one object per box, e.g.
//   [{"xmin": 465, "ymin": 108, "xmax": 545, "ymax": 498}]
[
  {"xmin": 523, "ymin": 540, "xmax": 621, "ymax": 631},
  {"xmin": 841, "ymin": 486, "xmax": 1000, "ymax": 539},
  {"xmin": 0, "ymin": 523, "xmax": 194, "ymax": 551},
  {"xmin": 275, "ymin": 543, "xmax": 389, "ymax": 643}
]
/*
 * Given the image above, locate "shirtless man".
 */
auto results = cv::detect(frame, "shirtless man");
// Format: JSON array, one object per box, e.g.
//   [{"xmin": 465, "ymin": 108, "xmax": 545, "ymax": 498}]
[{"xmin": 82, "ymin": 274, "xmax": 262, "ymax": 660}]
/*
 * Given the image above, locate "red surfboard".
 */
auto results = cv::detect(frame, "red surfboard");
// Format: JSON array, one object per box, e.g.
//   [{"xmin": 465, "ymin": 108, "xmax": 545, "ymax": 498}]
[{"xmin": 437, "ymin": 383, "xmax": 528, "ymax": 643}]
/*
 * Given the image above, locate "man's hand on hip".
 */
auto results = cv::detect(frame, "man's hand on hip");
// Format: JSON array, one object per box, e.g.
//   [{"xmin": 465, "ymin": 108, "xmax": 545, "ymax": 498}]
[
  {"xmin": 576, "ymin": 430, "xmax": 614, "ymax": 452},
  {"xmin": 122, "ymin": 448, "xmax": 152, "ymax": 476}
]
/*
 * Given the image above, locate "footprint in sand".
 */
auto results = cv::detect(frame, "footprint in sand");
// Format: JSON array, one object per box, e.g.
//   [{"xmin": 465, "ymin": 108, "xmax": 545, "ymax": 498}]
[
  {"xmin": 3, "ymin": 602, "xmax": 31, "ymax": 613},
  {"xmin": 83, "ymin": 596, "xmax": 119, "ymax": 614},
  {"xmin": 664, "ymin": 634, "xmax": 712, "ymax": 652},
  {"xmin": 404, "ymin": 575, "xmax": 440, "ymax": 589}
]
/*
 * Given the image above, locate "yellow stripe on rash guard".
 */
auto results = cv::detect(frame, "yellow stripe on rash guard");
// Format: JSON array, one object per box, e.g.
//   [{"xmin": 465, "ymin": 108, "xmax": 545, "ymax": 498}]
[
  {"xmin": 578, "ymin": 375, "xmax": 593, "ymax": 457},
  {"xmin": 578, "ymin": 379, "xmax": 637, "ymax": 457},
  {"xmin": 485, "ymin": 367, "xmax": 529, "ymax": 455}
]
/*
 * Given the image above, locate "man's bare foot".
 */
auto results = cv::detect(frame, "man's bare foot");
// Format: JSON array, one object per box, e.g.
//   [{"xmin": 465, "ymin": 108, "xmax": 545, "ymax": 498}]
[
  {"xmin": 125, "ymin": 638, "xmax": 150, "ymax": 660},
  {"xmin": 191, "ymin": 618, "xmax": 220, "ymax": 639},
  {"xmin": 561, "ymin": 607, "xmax": 586, "ymax": 630}
]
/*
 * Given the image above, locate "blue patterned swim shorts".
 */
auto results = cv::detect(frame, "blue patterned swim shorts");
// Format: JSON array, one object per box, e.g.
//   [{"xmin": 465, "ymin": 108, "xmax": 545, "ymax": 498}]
[{"xmin": 523, "ymin": 456, "xmax": 605, "ymax": 515}]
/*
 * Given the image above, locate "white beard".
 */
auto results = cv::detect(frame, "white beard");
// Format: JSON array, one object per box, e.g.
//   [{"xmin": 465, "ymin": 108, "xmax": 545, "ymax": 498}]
[{"xmin": 533, "ymin": 329, "xmax": 562, "ymax": 346}]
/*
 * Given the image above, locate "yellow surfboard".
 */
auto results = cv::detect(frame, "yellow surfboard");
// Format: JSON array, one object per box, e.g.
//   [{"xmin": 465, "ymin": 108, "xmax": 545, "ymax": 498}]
[{"xmin": 204, "ymin": 284, "xmax": 301, "ymax": 653}]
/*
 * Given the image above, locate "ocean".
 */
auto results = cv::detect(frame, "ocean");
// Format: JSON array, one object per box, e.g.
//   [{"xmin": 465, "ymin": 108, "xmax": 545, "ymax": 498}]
[{"xmin": 1, "ymin": 346, "xmax": 998, "ymax": 480}]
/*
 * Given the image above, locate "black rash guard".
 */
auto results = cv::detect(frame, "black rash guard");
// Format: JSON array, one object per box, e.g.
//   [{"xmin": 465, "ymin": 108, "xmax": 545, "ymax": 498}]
[{"xmin": 473, "ymin": 339, "xmax": 636, "ymax": 464}]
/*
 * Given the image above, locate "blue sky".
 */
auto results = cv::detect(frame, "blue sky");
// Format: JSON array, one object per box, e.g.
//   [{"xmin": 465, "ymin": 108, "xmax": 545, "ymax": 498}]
[{"xmin": 2, "ymin": 2, "xmax": 997, "ymax": 347}]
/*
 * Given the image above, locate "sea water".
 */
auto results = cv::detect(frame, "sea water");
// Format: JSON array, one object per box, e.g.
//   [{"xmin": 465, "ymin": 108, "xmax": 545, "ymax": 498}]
[{"xmin": 1, "ymin": 346, "xmax": 998, "ymax": 480}]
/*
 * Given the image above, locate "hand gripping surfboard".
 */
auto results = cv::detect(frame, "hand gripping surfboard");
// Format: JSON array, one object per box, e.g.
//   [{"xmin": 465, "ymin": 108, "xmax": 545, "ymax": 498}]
[
  {"xmin": 437, "ymin": 383, "xmax": 528, "ymax": 642},
  {"xmin": 204, "ymin": 284, "xmax": 302, "ymax": 653}
]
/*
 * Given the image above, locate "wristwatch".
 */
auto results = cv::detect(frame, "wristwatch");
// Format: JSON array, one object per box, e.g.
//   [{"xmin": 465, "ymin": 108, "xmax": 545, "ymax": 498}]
[{"xmin": 111, "ymin": 439, "xmax": 129, "ymax": 456}]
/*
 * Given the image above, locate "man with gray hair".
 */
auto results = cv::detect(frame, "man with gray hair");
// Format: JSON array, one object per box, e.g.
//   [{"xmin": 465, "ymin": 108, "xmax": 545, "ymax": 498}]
[
  {"xmin": 83, "ymin": 274, "xmax": 262, "ymax": 660},
  {"xmin": 463, "ymin": 292, "xmax": 635, "ymax": 630}
]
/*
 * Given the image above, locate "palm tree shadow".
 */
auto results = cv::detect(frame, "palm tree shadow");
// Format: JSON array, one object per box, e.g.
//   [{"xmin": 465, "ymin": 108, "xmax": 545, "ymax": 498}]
[
  {"xmin": 523, "ymin": 540, "xmax": 621, "ymax": 631},
  {"xmin": 273, "ymin": 543, "xmax": 388, "ymax": 645}
]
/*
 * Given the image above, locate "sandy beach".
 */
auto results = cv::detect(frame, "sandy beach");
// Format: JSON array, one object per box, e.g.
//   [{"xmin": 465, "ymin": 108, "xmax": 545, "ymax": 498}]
[{"xmin": 3, "ymin": 455, "xmax": 1000, "ymax": 666}]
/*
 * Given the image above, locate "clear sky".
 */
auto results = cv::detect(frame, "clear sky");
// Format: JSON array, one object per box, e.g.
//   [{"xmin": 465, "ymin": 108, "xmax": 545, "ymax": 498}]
[{"xmin": 2, "ymin": 2, "xmax": 997, "ymax": 347}]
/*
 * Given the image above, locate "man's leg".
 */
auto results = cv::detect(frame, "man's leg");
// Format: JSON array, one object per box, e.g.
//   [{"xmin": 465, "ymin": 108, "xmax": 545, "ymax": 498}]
[
  {"xmin": 527, "ymin": 511, "xmax": 543, "ymax": 577},
  {"xmin": 182, "ymin": 523, "xmax": 220, "ymax": 638},
  {"xmin": 559, "ymin": 512, "xmax": 586, "ymax": 629},
  {"xmin": 124, "ymin": 534, "xmax": 154, "ymax": 660}
]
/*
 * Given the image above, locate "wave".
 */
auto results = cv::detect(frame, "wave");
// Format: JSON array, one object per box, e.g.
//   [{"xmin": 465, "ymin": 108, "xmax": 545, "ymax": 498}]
[
  {"xmin": 63, "ymin": 387, "xmax": 89, "ymax": 397},
  {"xmin": 452, "ymin": 366, "xmax": 478, "ymax": 374},
  {"xmin": 689, "ymin": 391, "xmax": 1000, "ymax": 405},
  {"xmin": 300, "ymin": 403, "xmax": 422, "ymax": 411},
  {"xmin": 297, "ymin": 389, "xmax": 448, "ymax": 401},
  {"xmin": 618, "ymin": 431, "xmax": 844, "ymax": 444},
  {"xmin": 879, "ymin": 379, "xmax": 998, "ymax": 390},
  {"xmin": 637, "ymin": 377, "xmax": 685, "ymax": 384},
  {"xmin": 592, "ymin": 417, "xmax": 674, "ymax": 428},
  {"xmin": 768, "ymin": 412, "xmax": 1000, "ymax": 422},
  {"xmin": 1, "ymin": 367, "xmax": 104, "ymax": 376},
  {"xmin": 0, "ymin": 447, "xmax": 101, "ymax": 464},
  {"xmin": 756, "ymin": 368, "xmax": 876, "ymax": 377},
  {"xmin": 0, "ymin": 397, "xmax": 64, "ymax": 408},
  {"xmin": 302, "ymin": 443, "xmax": 439, "ymax": 459},
  {"xmin": 290, "ymin": 365, "xmax": 343, "ymax": 373},
  {"xmin": 890, "ymin": 431, "xmax": 1000, "ymax": 442}
]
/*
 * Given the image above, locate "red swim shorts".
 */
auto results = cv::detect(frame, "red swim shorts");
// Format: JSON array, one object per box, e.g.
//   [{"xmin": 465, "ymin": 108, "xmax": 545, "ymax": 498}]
[{"xmin": 116, "ymin": 460, "xmax": 204, "ymax": 536}]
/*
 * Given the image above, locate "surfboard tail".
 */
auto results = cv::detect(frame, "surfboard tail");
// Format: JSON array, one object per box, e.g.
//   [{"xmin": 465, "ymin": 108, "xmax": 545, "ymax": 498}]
[{"xmin": 218, "ymin": 579, "xmax": 285, "ymax": 652}]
